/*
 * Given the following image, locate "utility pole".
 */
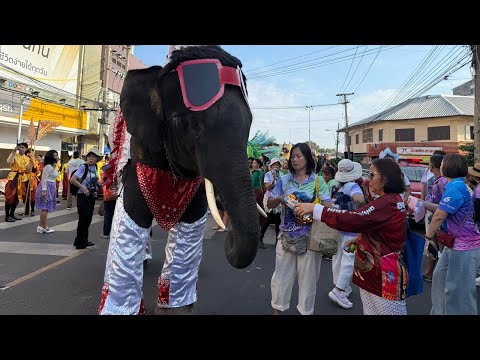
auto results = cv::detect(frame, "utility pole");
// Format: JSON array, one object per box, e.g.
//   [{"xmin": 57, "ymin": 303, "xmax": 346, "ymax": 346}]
[
  {"xmin": 305, "ymin": 105, "xmax": 313, "ymax": 142},
  {"xmin": 336, "ymin": 92, "xmax": 354, "ymax": 159},
  {"xmin": 335, "ymin": 122, "xmax": 340, "ymax": 159},
  {"xmin": 99, "ymin": 45, "xmax": 111, "ymax": 153},
  {"xmin": 473, "ymin": 45, "xmax": 480, "ymax": 161}
]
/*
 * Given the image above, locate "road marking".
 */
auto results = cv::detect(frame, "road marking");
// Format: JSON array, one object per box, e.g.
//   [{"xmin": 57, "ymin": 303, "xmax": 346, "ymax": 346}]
[
  {"xmin": 0, "ymin": 250, "xmax": 90, "ymax": 291},
  {"xmin": 53, "ymin": 214, "xmax": 103, "ymax": 232},
  {"xmin": 0, "ymin": 241, "xmax": 80, "ymax": 256},
  {"xmin": 0, "ymin": 204, "xmax": 99, "ymax": 230}
]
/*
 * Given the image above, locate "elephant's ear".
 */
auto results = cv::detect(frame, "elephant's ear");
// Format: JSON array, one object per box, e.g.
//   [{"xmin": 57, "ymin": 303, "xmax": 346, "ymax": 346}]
[{"xmin": 120, "ymin": 65, "xmax": 164, "ymax": 153}]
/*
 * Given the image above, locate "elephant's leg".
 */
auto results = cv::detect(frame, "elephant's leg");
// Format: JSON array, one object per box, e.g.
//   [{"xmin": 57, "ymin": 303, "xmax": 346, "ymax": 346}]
[
  {"xmin": 99, "ymin": 164, "xmax": 153, "ymax": 315},
  {"xmin": 156, "ymin": 213, "xmax": 207, "ymax": 313}
]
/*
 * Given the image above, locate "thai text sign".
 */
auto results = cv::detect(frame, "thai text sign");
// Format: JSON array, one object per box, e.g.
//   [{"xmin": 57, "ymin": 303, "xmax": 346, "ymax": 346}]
[
  {"xmin": 397, "ymin": 146, "xmax": 443, "ymax": 156},
  {"xmin": 0, "ymin": 45, "xmax": 80, "ymax": 94}
]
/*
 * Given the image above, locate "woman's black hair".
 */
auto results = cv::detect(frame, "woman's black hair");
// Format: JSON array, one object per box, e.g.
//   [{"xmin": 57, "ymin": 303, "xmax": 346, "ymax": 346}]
[
  {"xmin": 371, "ymin": 158, "xmax": 405, "ymax": 194},
  {"xmin": 43, "ymin": 150, "xmax": 58, "ymax": 167},
  {"xmin": 253, "ymin": 158, "xmax": 263, "ymax": 168},
  {"xmin": 441, "ymin": 153, "xmax": 467, "ymax": 179},
  {"xmin": 288, "ymin": 143, "xmax": 316, "ymax": 175}
]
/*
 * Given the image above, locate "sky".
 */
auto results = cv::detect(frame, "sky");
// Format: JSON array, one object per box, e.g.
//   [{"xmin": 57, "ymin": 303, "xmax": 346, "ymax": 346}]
[{"xmin": 132, "ymin": 45, "xmax": 473, "ymax": 152}]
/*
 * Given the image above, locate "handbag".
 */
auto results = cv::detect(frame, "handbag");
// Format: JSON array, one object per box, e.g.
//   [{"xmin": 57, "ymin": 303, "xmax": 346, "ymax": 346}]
[
  {"xmin": 308, "ymin": 220, "xmax": 340, "ymax": 256},
  {"xmin": 436, "ymin": 211, "xmax": 471, "ymax": 249},
  {"xmin": 436, "ymin": 230, "xmax": 455, "ymax": 248},
  {"xmin": 280, "ymin": 232, "xmax": 309, "ymax": 255},
  {"xmin": 308, "ymin": 175, "xmax": 339, "ymax": 256}
]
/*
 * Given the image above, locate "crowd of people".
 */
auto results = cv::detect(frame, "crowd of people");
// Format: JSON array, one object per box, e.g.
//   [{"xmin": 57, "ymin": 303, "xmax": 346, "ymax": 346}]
[
  {"xmin": 3, "ymin": 144, "xmax": 112, "ymax": 250},
  {"xmin": 3, "ymin": 139, "xmax": 480, "ymax": 315}
]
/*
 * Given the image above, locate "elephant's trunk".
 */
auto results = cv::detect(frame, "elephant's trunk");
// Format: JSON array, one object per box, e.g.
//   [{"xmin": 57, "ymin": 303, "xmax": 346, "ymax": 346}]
[{"xmin": 204, "ymin": 156, "xmax": 259, "ymax": 269}]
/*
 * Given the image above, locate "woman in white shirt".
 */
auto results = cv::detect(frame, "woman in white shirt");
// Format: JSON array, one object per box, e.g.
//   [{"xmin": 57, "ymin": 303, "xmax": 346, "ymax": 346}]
[{"xmin": 35, "ymin": 150, "xmax": 59, "ymax": 233}]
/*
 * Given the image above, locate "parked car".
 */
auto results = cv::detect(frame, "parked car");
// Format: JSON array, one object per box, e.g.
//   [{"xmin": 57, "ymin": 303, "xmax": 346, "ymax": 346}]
[
  {"xmin": 398, "ymin": 162, "xmax": 428, "ymax": 198},
  {"xmin": 0, "ymin": 169, "xmax": 10, "ymax": 195},
  {"xmin": 359, "ymin": 162, "xmax": 428, "ymax": 221},
  {"xmin": 399, "ymin": 162, "xmax": 428, "ymax": 221}
]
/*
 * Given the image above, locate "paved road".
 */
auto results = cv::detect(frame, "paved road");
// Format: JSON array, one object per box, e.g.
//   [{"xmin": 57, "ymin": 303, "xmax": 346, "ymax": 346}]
[{"xmin": 0, "ymin": 195, "xmax": 479, "ymax": 315}]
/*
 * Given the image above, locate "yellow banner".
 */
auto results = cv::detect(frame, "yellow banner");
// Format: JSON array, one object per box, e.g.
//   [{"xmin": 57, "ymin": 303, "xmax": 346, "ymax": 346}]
[{"xmin": 19, "ymin": 98, "xmax": 87, "ymax": 130}]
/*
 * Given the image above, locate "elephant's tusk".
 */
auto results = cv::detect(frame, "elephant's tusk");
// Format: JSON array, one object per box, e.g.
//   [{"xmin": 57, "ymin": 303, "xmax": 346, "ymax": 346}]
[
  {"xmin": 205, "ymin": 178, "xmax": 226, "ymax": 230},
  {"xmin": 257, "ymin": 203, "xmax": 268, "ymax": 218}
]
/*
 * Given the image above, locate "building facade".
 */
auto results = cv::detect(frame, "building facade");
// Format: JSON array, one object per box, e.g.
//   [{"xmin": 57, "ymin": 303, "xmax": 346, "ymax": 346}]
[
  {"xmin": 0, "ymin": 45, "xmax": 89, "ymax": 168},
  {"xmin": 340, "ymin": 95, "xmax": 474, "ymax": 164}
]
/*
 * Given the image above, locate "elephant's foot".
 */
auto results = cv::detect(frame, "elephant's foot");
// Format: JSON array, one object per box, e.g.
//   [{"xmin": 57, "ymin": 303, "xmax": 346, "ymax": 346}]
[{"xmin": 154, "ymin": 304, "xmax": 196, "ymax": 315}]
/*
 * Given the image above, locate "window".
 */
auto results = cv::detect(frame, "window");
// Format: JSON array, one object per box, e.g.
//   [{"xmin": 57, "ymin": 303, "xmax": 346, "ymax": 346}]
[
  {"xmin": 378, "ymin": 129, "xmax": 383, "ymax": 142},
  {"xmin": 348, "ymin": 136, "xmax": 352, "ymax": 146},
  {"xmin": 395, "ymin": 128, "xmax": 415, "ymax": 141},
  {"xmin": 355, "ymin": 134, "xmax": 359, "ymax": 144},
  {"xmin": 427, "ymin": 126, "xmax": 450, "ymax": 141},
  {"xmin": 465, "ymin": 125, "xmax": 474, "ymax": 140},
  {"xmin": 362, "ymin": 128, "xmax": 373, "ymax": 143}
]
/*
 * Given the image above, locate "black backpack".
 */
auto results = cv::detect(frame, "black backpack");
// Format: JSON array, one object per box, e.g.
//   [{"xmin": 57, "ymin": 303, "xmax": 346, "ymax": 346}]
[{"xmin": 70, "ymin": 164, "xmax": 88, "ymax": 196}]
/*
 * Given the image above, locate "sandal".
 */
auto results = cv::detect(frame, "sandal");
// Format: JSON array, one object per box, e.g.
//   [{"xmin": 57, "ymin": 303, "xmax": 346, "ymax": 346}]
[
  {"xmin": 423, "ymin": 275, "xmax": 432, "ymax": 282},
  {"xmin": 212, "ymin": 226, "xmax": 220, "ymax": 230},
  {"xmin": 217, "ymin": 228, "xmax": 229, "ymax": 232}
]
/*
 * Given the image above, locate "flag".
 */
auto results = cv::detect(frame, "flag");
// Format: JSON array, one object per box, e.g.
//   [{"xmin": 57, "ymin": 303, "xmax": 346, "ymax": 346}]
[
  {"xmin": 37, "ymin": 120, "xmax": 61, "ymax": 141},
  {"xmin": 28, "ymin": 118, "xmax": 36, "ymax": 146}
]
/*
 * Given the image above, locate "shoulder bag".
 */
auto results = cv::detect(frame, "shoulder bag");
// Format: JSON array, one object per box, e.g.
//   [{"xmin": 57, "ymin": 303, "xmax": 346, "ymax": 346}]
[
  {"xmin": 436, "ymin": 211, "xmax": 471, "ymax": 248},
  {"xmin": 308, "ymin": 175, "xmax": 340, "ymax": 256}
]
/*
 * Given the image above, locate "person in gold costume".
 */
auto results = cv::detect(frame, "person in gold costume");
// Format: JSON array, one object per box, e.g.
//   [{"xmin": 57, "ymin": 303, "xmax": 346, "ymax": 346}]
[{"xmin": 4, "ymin": 143, "xmax": 33, "ymax": 222}]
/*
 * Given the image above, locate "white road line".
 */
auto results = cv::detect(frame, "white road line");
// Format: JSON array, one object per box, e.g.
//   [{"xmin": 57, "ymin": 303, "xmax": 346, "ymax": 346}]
[
  {"xmin": 0, "ymin": 241, "xmax": 80, "ymax": 256},
  {"xmin": 53, "ymin": 214, "xmax": 103, "ymax": 232},
  {"xmin": 0, "ymin": 204, "xmax": 99, "ymax": 230}
]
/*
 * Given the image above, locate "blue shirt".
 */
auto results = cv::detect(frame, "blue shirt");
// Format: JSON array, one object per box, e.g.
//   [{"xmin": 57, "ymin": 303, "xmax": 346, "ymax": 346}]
[
  {"xmin": 270, "ymin": 172, "xmax": 330, "ymax": 237},
  {"xmin": 438, "ymin": 178, "xmax": 480, "ymax": 250},
  {"xmin": 74, "ymin": 164, "xmax": 99, "ymax": 194}
]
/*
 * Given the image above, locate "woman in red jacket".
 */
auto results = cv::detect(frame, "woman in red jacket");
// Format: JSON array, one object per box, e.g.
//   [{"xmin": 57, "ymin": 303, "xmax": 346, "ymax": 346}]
[{"xmin": 294, "ymin": 158, "xmax": 408, "ymax": 315}]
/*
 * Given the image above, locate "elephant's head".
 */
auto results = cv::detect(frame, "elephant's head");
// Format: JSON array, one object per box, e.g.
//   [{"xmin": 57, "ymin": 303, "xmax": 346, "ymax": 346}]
[{"xmin": 120, "ymin": 46, "xmax": 259, "ymax": 268}]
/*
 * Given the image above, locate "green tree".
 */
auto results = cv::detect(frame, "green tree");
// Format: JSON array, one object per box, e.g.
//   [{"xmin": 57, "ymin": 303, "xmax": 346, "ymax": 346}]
[{"xmin": 459, "ymin": 143, "xmax": 475, "ymax": 166}]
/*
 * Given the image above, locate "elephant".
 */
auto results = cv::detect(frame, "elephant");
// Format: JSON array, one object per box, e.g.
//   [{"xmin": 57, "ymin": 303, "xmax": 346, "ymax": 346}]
[{"xmin": 98, "ymin": 45, "xmax": 262, "ymax": 315}]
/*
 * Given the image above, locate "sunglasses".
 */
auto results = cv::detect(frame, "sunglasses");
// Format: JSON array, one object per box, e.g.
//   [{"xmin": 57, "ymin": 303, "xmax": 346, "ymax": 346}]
[{"xmin": 174, "ymin": 58, "xmax": 249, "ymax": 112}]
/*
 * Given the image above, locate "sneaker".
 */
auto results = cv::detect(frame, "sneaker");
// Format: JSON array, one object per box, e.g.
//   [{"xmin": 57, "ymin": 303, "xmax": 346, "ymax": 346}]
[
  {"xmin": 100, "ymin": 234, "xmax": 109, "ymax": 238},
  {"xmin": 344, "ymin": 285, "xmax": 353, "ymax": 297},
  {"xmin": 86, "ymin": 242, "xmax": 95, "ymax": 247},
  {"xmin": 5, "ymin": 217, "xmax": 15, "ymax": 222},
  {"xmin": 476, "ymin": 277, "xmax": 480, "ymax": 287},
  {"xmin": 44, "ymin": 227, "xmax": 54, "ymax": 233},
  {"xmin": 66, "ymin": 206, "xmax": 72, "ymax": 210},
  {"xmin": 328, "ymin": 288, "xmax": 353, "ymax": 309},
  {"xmin": 37, "ymin": 226, "xmax": 45, "ymax": 233}
]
